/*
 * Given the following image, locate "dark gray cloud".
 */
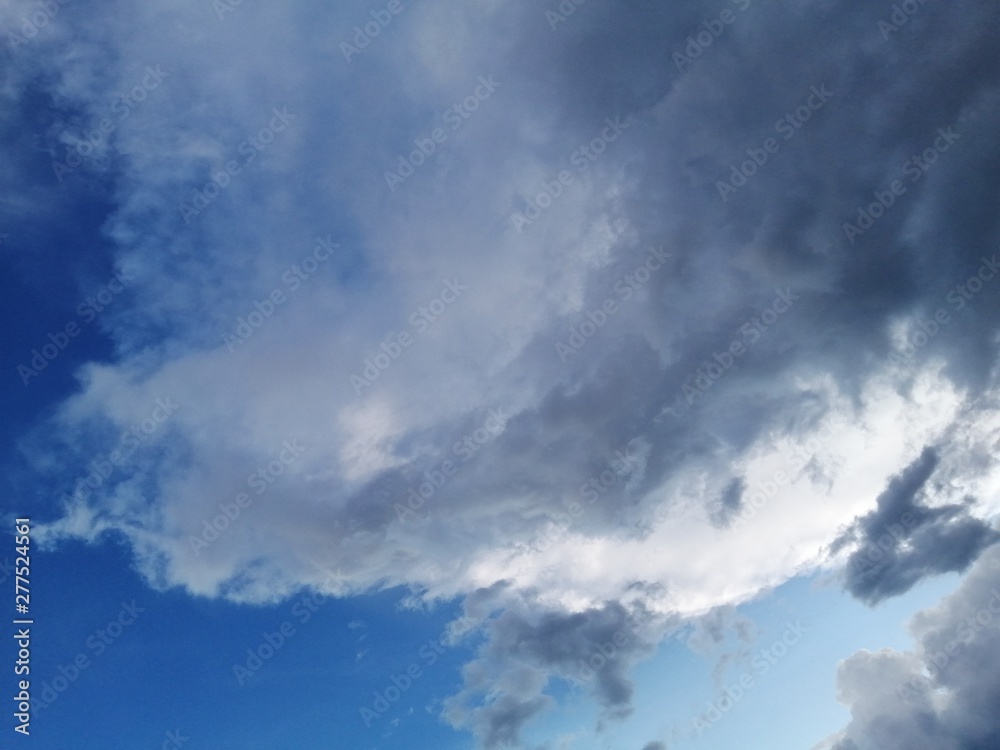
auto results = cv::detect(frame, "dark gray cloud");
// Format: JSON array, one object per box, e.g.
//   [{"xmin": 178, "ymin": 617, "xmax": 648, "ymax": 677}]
[
  {"xmin": 709, "ymin": 478, "xmax": 746, "ymax": 528},
  {"xmin": 835, "ymin": 446, "xmax": 1000, "ymax": 604},
  {"xmin": 443, "ymin": 597, "xmax": 668, "ymax": 747}
]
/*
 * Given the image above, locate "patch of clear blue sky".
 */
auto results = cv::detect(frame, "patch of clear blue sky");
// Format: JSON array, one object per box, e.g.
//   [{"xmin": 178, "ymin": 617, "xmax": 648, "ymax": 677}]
[{"xmin": 10, "ymin": 537, "xmax": 475, "ymax": 750}]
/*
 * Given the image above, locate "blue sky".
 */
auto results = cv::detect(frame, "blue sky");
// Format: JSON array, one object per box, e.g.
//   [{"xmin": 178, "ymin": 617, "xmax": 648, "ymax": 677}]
[{"xmin": 3, "ymin": 1, "xmax": 1000, "ymax": 749}]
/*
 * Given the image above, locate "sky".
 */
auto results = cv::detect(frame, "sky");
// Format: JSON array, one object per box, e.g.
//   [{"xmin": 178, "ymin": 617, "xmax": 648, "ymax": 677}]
[{"xmin": 1, "ymin": 0, "xmax": 999, "ymax": 749}]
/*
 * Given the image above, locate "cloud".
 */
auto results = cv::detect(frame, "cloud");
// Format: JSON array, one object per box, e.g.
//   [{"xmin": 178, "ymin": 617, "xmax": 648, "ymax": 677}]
[
  {"xmin": 4, "ymin": 0, "xmax": 1000, "ymax": 744},
  {"xmin": 834, "ymin": 446, "xmax": 1000, "ymax": 604},
  {"xmin": 821, "ymin": 541, "xmax": 1000, "ymax": 750},
  {"xmin": 708, "ymin": 477, "xmax": 746, "ymax": 528},
  {"xmin": 442, "ymin": 595, "xmax": 669, "ymax": 747},
  {"xmin": 682, "ymin": 603, "xmax": 758, "ymax": 692}
]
